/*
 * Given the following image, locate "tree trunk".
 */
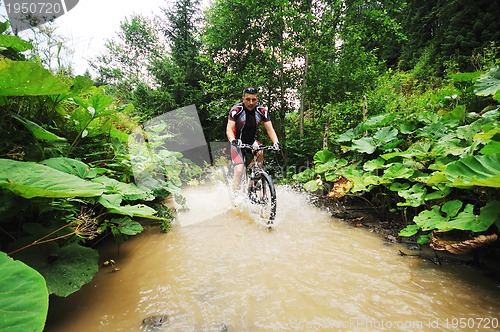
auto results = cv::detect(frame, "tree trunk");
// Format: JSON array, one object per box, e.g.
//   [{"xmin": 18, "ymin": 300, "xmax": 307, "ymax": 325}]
[
  {"xmin": 323, "ymin": 119, "xmax": 329, "ymax": 149},
  {"xmin": 299, "ymin": 53, "xmax": 309, "ymax": 139},
  {"xmin": 362, "ymin": 95, "xmax": 368, "ymax": 136}
]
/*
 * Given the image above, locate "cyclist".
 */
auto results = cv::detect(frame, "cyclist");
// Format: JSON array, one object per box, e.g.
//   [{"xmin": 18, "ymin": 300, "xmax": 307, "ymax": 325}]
[{"xmin": 226, "ymin": 87, "xmax": 281, "ymax": 194}]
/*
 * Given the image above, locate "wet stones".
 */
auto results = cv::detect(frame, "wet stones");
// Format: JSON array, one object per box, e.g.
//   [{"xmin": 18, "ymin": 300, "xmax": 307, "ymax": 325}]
[
  {"xmin": 141, "ymin": 315, "xmax": 168, "ymax": 329},
  {"xmin": 140, "ymin": 315, "xmax": 228, "ymax": 331}
]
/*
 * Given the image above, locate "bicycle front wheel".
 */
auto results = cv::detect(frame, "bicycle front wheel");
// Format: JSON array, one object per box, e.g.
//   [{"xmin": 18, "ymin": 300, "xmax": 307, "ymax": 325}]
[{"xmin": 248, "ymin": 172, "xmax": 277, "ymax": 225}]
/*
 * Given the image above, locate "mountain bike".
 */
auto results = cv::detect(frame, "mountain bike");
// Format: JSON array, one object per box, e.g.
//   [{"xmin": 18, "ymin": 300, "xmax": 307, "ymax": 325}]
[{"xmin": 228, "ymin": 143, "xmax": 278, "ymax": 227}]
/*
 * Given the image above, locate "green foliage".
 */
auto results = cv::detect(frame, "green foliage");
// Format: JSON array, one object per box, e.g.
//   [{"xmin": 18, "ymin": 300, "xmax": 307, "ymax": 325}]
[
  {"xmin": 40, "ymin": 157, "xmax": 98, "ymax": 178},
  {"xmin": 398, "ymin": 1, "xmax": 500, "ymax": 74},
  {"xmin": 0, "ymin": 33, "xmax": 33, "ymax": 53},
  {"xmin": 12, "ymin": 113, "xmax": 67, "ymax": 143},
  {"xmin": 98, "ymin": 194, "xmax": 158, "ymax": 219},
  {"xmin": 399, "ymin": 201, "xmax": 500, "ymax": 236},
  {"xmin": 92, "ymin": 15, "xmax": 163, "ymax": 102},
  {"xmin": 0, "ymin": 27, "xmax": 198, "ymax": 331},
  {"xmin": 99, "ymin": 217, "xmax": 144, "ymax": 246},
  {"xmin": 475, "ymin": 66, "xmax": 500, "ymax": 99},
  {"xmin": 12, "ymin": 241, "xmax": 99, "ymax": 297},
  {"xmin": 442, "ymin": 154, "xmax": 500, "ymax": 188},
  {"xmin": 0, "ymin": 159, "xmax": 105, "ymax": 198},
  {"xmin": 295, "ymin": 66, "xmax": 500, "ymax": 245},
  {"xmin": 0, "ymin": 251, "xmax": 48, "ymax": 332},
  {"xmin": 0, "ymin": 58, "xmax": 69, "ymax": 96}
]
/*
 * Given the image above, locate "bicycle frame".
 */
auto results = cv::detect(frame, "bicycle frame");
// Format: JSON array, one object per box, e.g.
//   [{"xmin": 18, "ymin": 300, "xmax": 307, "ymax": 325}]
[{"xmin": 232, "ymin": 143, "xmax": 278, "ymax": 226}]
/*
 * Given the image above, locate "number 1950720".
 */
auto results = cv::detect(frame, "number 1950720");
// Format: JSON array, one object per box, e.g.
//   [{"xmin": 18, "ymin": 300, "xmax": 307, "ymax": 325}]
[{"xmin": 4, "ymin": 2, "xmax": 64, "ymax": 15}]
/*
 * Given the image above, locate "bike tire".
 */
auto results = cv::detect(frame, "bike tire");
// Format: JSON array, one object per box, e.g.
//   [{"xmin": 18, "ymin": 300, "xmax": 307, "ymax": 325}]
[{"xmin": 248, "ymin": 171, "xmax": 277, "ymax": 225}]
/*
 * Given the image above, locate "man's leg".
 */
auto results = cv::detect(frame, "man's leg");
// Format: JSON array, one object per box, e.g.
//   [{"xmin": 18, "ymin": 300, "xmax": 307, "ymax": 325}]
[
  {"xmin": 256, "ymin": 150, "xmax": 264, "ymax": 168},
  {"xmin": 230, "ymin": 144, "xmax": 245, "ymax": 193},
  {"xmin": 232, "ymin": 163, "xmax": 244, "ymax": 192}
]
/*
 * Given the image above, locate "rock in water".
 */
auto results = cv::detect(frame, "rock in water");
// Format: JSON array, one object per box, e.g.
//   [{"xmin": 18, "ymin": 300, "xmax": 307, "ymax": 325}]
[{"xmin": 141, "ymin": 315, "xmax": 168, "ymax": 329}]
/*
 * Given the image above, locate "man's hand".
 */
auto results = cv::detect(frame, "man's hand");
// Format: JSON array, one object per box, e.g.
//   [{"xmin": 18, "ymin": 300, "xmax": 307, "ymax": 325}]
[
  {"xmin": 231, "ymin": 139, "xmax": 242, "ymax": 147},
  {"xmin": 272, "ymin": 141, "xmax": 282, "ymax": 151}
]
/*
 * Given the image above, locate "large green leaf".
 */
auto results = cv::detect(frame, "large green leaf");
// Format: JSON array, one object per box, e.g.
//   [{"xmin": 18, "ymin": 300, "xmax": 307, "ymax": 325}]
[
  {"xmin": 374, "ymin": 126, "xmax": 399, "ymax": 145},
  {"xmin": 362, "ymin": 113, "xmax": 397, "ymax": 129},
  {"xmin": 382, "ymin": 140, "xmax": 434, "ymax": 160},
  {"xmin": 98, "ymin": 194, "xmax": 160, "ymax": 219},
  {"xmin": 339, "ymin": 164, "xmax": 375, "ymax": 192},
  {"xmin": 92, "ymin": 176, "xmax": 153, "ymax": 201},
  {"xmin": 474, "ymin": 66, "xmax": 500, "ymax": 96},
  {"xmin": 315, "ymin": 158, "xmax": 347, "ymax": 174},
  {"xmin": 352, "ymin": 137, "xmax": 376, "ymax": 154},
  {"xmin": 414, "ymin": 205, "xmax": 447, "ymax": 231},
  {"xmin": 436, "ymin": 202, "xmax": 500, "ymax": 232},
  {"xmin": 363, "ymin": 157, "xmax": 386, "ymax": 171},
  {"xmin": 40, "ymin": 157, "xmax": 97, "ymax": 179},
  {"xmin": 480, "ymin": 140, "xmax": 500, "ymax": 155},
  {"xmin": 0, "ymin": 34, "xmax": 33, "ymax": 52},
  {"xmin": 0, "ymin": 59, "xmax": 69, "ymax": 96},
  {"xmin": 399, "ymin": 205, "xmax": 448, "ymax": 237},
  {"xmin": 292, "ymin": 168, "xmax": 315, "ymax": 183},
  {"xmin": 59, "ymin": 75, "xmax": 95, "ymax": 100},
  {"xmin": 395, "ymin": 183, "xmax": 427, "ymax": 207},
  {"xmin": 313, "ymin": 149, "xmax": 335, "ymax": 164},
  {"xmin": 0, "ymin": 251, "xmax": 48, "ymax": 332},
  {"xmin": 398, "ymin": 224, "xmax": 420, "ymax": 237},
  {"xmin": 352, "ymin": 127, "xmax": 399, "ymax": 155},
  {"xmin": 73, "ymin": 93, "xmax": 115, "ymax": 118},
  {"xmin": 440, "ymin": 200, "xmax": 462, "ymax": 219},
  {"xmin": 11, "ymin": 114, "xmax": 67, "ymax": 142},
  {"xmin": 13, "ymin": 243, "xmax": 99, "ymax": 297},
  {"xmin": 335, "ymin": 128, "xmax": 358, "ymax": 143},
  {"xmin": 0, "ymin": 159, "xmax": 105, "ymax": 198},
  {"xmin": 444, "ymin": 153, "xmax": 500, "ymax": 188},
  {"xmin": 112, "ymin": 216, "xmax": 144, "ymax": 235},
  {"xmin": 424, "ymin": 186, "xmax": 452, "ymax": 201},
  {"xmin": 433, "ymin": 139, "xmax": 467, "ymax": 157},
  {"xmin": 383, "ymin": 163, "xmax": 414, "ymax": 179},
  {"xmin": 400, "ymin": 200, "xmax": 500, "ymax": 235},
  {"xmin": 303, "ymin": 179, "xmax": 320, "ymax": 192}
]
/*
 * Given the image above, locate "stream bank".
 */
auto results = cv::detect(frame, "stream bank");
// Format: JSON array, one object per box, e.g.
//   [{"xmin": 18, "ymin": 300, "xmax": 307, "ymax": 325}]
[{"xmin": 311, "ymin": 193, "xmax": 500, "ymax": 285}]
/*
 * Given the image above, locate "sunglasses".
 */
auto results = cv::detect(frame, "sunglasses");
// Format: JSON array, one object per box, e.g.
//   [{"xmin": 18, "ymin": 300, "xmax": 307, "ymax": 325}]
[{"xmin": 243, "ymin": 87, "xmax": 258, "ymax": 94}]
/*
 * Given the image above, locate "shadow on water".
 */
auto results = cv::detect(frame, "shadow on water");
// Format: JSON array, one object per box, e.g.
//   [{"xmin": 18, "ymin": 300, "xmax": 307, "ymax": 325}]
[{"xmin": 45, "ymin": 184, "xmax": 500, "ymax": 331}]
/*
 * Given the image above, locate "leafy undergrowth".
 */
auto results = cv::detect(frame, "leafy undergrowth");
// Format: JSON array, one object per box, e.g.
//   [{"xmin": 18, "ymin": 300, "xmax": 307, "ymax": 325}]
[
  {"xmin": 311, "ymin": 193, "xmax": 500, "ymax": 285},
  {"xmin": 0, "ymin": 22, "xmax": 201, "ymax": 332},
  {"xmin": 295, "ymin": 66, "xmax": 500, "ymax": 261}
]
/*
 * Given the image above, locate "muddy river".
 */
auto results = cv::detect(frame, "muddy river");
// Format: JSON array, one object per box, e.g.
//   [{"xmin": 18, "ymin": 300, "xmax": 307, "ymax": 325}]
[{"xmin": 45, "ymin": 185, "xmax": 500, "ymax": 331}]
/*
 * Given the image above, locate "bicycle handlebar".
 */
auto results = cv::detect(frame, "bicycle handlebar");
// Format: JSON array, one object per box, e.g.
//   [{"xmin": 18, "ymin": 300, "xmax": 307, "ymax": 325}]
[{"xmin": 238, "ymin": 143, "xmax": 279, "ymax": 151}]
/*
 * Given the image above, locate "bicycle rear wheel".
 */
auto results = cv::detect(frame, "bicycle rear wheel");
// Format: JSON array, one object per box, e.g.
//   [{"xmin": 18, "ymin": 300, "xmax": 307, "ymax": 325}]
[{"xmin": 248, "ymin": 171, "xmax": 277, "ymax": 225}]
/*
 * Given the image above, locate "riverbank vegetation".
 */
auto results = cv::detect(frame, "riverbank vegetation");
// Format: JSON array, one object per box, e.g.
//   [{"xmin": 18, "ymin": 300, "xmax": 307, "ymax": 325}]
[{"xmin": 0, "ymin": 0, "xmax": 499, "ymax": 330}]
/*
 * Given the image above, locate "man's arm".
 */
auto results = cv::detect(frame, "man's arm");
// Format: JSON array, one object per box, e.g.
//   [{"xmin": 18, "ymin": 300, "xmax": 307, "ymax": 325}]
[
  {"xmin": 226, "ymin": 119, "xmax": 237, "ymax": 142},
  {"xmin": 263, "ymin": 121, "xmax": 279, "ymax": 144}
]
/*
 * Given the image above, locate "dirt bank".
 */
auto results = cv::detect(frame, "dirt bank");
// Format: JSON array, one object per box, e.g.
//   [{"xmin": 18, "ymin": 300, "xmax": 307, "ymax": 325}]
[{"xmin": 310, "ymin": 193, "xmax": 500, "ymax": 285}]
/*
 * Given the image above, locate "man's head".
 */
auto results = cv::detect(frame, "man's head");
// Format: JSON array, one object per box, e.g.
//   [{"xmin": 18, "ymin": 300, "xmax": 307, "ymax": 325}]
[{"xmin": 242, "ymin": 87, "xmax": 258, "ymax": 110}]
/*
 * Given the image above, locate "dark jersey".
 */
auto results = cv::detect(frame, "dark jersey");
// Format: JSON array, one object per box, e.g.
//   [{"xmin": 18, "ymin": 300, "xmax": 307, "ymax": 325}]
[{"xmin": 228, "ymin": 103, "xmax": 271, "ymax": 144}]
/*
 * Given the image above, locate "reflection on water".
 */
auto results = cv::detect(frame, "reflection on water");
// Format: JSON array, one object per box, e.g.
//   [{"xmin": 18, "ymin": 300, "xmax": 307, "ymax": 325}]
[{"xmin": 46, "ymin": 185, "xmax": 500, "ymax": 331}]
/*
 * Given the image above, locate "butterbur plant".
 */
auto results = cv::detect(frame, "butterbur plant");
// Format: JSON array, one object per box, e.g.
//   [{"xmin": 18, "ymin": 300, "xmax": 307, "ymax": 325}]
[
  {"xmin": 0, "ymin": 28, "xmax": 178, "ymax": 332},
  {"xmin": 296, "ymin": 66, "xmax": 500, "ymax": 250}
]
